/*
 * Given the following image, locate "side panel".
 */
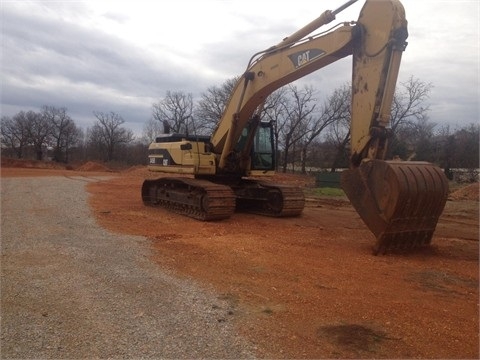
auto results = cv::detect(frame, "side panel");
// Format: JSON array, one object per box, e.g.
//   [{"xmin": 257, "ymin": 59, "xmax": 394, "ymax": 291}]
[{"xmin": 147, "ymin": 141, "xmax": 216, "ymax": 175}]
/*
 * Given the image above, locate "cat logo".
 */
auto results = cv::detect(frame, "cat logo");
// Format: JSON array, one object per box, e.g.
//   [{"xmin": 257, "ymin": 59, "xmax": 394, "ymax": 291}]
[{"xmin": 288, "ymin": 49, "xmax": 326, "ymax": 69}]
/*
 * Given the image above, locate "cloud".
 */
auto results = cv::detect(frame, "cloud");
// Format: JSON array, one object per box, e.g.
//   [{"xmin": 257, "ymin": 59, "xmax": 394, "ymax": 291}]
[
  {"xmin": 1, "ymin": 2, "xmax": 220, "ymax": 133},
  {"xmin": 1, "ymin": 0, "xmax": 478, "ymax": 137},
  {"xmin": 399, "ymin": 0, "xmax": 479, "ymax": 126}
]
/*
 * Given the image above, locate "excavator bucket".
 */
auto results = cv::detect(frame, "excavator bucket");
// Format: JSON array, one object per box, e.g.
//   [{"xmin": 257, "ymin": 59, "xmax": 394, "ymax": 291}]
[{"xmin": 341, "ymin": 160, "xmax": 449, "ymax": 255}]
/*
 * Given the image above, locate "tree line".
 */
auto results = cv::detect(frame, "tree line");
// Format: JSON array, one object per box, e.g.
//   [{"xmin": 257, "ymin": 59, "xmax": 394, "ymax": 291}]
[
  {"xmin": 1, "ymin": 76, "xmax": 479, "ymax": 180},
  {"xmin": 143, "ymin": 76, "xmax": 479, "ymax": 179},
  {"xmin": 1, "ymin": 106, "xmax": 82, "ymax": 162},
  {"xmin": 1, "ymin": 107, "xmax": 137, "ymax": 164}
]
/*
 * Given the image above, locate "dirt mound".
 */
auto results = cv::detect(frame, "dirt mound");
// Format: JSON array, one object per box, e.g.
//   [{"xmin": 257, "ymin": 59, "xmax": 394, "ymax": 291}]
[
  {"xmin": 450, "ymin": 183, "xmax": 479, "ymax": 201},
  {"xmin": 1, "ymin": 157, "xmax": 67, "ymax": 170},
  {"xmin": 76, "ymin": 161, "xmax": 112, "ymax": 172}
]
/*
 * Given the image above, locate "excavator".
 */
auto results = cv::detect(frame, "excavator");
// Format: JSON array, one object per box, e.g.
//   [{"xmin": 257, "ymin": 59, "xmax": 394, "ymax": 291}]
[{"xmin": 142, "ymin": 0, "xmax": 449, "ymax": 254}]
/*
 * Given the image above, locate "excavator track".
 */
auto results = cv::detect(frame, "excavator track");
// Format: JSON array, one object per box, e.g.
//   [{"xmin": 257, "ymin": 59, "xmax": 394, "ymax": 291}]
[
  {"xmin": 233, "ymin": 179, "xmax": 305, "ymax": 217},
  {"xmin": 341, "ymin": 160, "xmax": 449, "ymax": 255},
  {"xmin": 141, "ymin": 177, "xmax": 235, "ymax": 221}
]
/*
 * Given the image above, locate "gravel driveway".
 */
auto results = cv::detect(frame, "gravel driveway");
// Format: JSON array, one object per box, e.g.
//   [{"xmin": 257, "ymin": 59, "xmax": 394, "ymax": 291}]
[{"xmin": 1, "ymin": 175, "xmax": 255, "ymax": 359}]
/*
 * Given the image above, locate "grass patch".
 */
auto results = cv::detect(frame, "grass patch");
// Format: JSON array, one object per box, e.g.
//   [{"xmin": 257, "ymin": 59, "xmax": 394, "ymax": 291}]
[{"xmin": 305, "ymin": 187, "xmax": 345, "ymax": 197}]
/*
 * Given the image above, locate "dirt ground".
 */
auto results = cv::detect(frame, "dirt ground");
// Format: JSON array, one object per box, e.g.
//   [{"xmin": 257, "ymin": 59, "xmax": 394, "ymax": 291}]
[{"xmin": 2, "ymin": 160, "xmax": 479, "ymax": 359}]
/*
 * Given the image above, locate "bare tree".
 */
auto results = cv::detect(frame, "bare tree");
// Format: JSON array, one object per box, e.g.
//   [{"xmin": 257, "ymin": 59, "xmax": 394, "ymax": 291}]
[
  {"xmin": 436, "ymin": 125, "xmax": 455, "ymax": 179},
  {"xmin": 453, "ymin": 123, "xmax": 479, "ymax": 169},
  {"xmin": 42, "ymin": 106, "xmax": 81, "ymax": 163},
  {"xmin": 390, "ymin": 76, "xmax": 432, "ymax": 133},
  {"xmin": 433, "ymin": 123, "xmax": 479, "ymax": 182},
  {"xmin": 142, "ymin": 118, "xmax": 164, "ymax": 144},
  {"xmin": 299, "ymin": 84, "xmax": 351, "ymax": 173},
  {"xmin": 152, "ymin": 91, "xmax": 194, "ymax": 135},
  {"xmin": 388, "ymin": 76, "xmax": 433, "ymax": 158},
  {"xmin": 62, "ymin": 120, "xmax": 83, "ymax": 163},
  {"xmin": 399, "ymin": 115, "xmax": 437, "ymax": 161},
  {"xmin": 89, "ymin": 111, "xmax": 134, "ymax": 162},
  {"xmin": 24, "ymin": 110, "xmax": 52, "ymax": 160},
  {"xmin": 278, "ymin": 85, "xmax": 317, "ymax": 173},
  {"xmin": 1, "ymin": 113, "xmax": 30, "ymax": 158},
  {"xmin": 195, "ymin": 77, "xmax": 238, "ymax": 135},
  {"xmin": 324, "ymin": 84, "xmax": 352, "ymax": 171}
]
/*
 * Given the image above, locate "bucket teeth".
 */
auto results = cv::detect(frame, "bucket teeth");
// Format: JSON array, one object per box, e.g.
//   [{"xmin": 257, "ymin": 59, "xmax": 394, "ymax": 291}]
[{"xmin": 341, "ymin": 160, "xmax": 449, "ymax": 255}]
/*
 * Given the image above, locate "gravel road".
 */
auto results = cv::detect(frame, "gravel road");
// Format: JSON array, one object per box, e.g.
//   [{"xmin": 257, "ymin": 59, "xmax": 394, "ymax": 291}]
[{"xmin": 1, "ymin": 175, "xmax": 255, "ymax": 359}]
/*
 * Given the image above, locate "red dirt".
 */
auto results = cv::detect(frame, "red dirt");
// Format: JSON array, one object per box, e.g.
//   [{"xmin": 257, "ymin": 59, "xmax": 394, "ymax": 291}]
[
  {"xmin": 1, "ymin": 158, "xmax": 116, "ymax": 177},
  {"xmin": 2, "ymin": 162, "xmax": 479, "ymax": 359},
  {"xmin": 450, "ymin": 182, "xmax": 479, "ymax": 201},
  {"xmin": 76, "ymin": 161, "xmax": 114, "ymax": 172},
  {"xmin": 1, "ymin": 157, "xmax": 69, "ymax": 170}
]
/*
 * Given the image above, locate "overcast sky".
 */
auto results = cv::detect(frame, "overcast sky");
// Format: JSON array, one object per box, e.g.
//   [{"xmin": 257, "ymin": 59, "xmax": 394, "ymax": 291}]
[{"xmin": 1, "ymin": 0, "xmax": 479, "ymax": 136}]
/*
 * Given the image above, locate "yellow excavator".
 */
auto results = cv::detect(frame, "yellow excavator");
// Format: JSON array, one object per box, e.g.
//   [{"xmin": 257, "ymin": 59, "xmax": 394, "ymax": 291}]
[{"xmin": 142, "ymin": 0, "xmax": 449, "ymax": 254}]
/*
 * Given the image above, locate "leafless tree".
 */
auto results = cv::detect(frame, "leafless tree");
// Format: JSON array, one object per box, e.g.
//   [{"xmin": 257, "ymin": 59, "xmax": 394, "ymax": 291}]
[
  {"xmin": 390, "ymin": 76, "xmax": 432, "ymax": 133},
  {"xmin": 24, "ymin": 110, "xmax": 52, "ymax": 160},
  {"xmin": 277, "ymin": 85, "xmax": 317, "ymax": 173},
  {"xmin": 321, "ymin": 84, "xmax": 352, "ymax": 171},
  {"xmin": 89, "ymin": 111, "xmax": 134, "ymax": 162},
  {"xmin": 142, "ymin": 118, "xmax": 164, "ymax": 144},
  {"xmin": 386, "ymin": 76, "xmax": 434, "ymax": 159},
  {"xmin": 433, "ymin": 123, "xmax": 479, "ymax": 181},
  {"xmin": 42, "ymin": 106, "xmax": 81, "ymax": 162},
  {"xmin": 62, "ymin": 121, "xmax": 83, "ymax": 163},
  {"xmin": 452, "ymin": 123, "xmax": 479, "ymax": 168},
  {"xmin": 299, "ymin": 84, "xmax": 351, "ymax": 173},
  {"xmin": 1, "ymin": 112, "xmax": 30, "ymax": 158},
  {"xmin": 195, "ymin": 77, "xmax": 238, "ymax": 135},
  {"xmin": 152, "ymin": 91, "xmax": 194, "ymax": 135}
]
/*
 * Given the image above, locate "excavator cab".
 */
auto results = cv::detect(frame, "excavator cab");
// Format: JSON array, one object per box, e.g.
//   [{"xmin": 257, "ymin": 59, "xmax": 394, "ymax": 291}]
[
  {"xmin": 251, "ymin": 122, "xmax": 275, "ymax": 171},
  {"xmin": 234, "ymin": 120, "xmax": 276, "ymax": 173}
]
